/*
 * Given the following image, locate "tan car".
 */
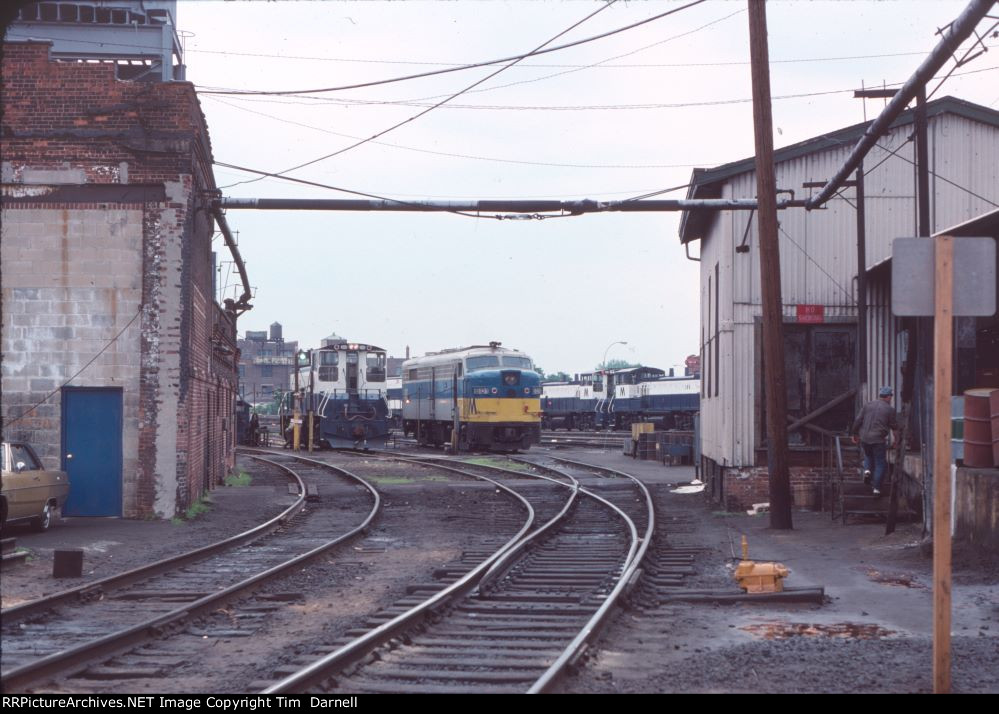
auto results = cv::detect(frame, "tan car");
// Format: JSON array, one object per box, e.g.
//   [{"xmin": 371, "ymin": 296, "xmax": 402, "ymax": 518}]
[{"xmin": 1, "ymin": 442, "xmax": 70, "ymax": 532}]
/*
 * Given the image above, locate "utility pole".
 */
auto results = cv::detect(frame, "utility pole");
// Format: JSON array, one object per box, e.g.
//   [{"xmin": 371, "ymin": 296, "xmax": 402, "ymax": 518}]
[{"xmin": 748, "ymin": 0, "xmax": 792, "ymax": 529}]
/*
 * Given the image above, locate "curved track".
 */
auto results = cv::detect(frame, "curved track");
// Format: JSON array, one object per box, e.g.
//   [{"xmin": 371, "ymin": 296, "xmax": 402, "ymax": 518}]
[
  {"xmin": 260, "ymin": 452, "xmax": 654, "ymax": 694},
  {"xmin": 1, "ymin": 451, "xmax": 379, "ymax": 692}
]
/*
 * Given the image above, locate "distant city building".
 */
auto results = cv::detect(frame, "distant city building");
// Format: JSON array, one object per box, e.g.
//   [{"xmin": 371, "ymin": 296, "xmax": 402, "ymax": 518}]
[{"xmin": 237, "ymin": 322, "xmax": 298, "ymax": 404}]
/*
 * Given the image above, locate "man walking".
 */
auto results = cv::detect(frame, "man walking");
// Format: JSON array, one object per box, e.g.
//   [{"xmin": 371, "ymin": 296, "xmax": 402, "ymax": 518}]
[{"xmin": 851, "ymin": 386, "xmax": 900, "ymax": 496}]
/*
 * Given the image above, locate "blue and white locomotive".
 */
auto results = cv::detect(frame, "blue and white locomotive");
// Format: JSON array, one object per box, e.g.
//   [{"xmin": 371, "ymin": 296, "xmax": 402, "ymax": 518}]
[
  {"xmin": 542, "ymin": 367, "xmax": 699, "ymax": 431},
  {"xmin": 402, "ymin": 342, "xmax": 542, "ymax": 451},
  {"xmin": 289, "ymin": 337, "xmax": 391, "ymax": 448}
]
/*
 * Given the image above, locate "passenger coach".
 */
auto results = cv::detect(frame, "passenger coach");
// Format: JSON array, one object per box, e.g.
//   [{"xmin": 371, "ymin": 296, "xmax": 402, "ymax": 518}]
[{"xmin": 402, "ymin": 342, "xmax": 541, "ymax": 451}]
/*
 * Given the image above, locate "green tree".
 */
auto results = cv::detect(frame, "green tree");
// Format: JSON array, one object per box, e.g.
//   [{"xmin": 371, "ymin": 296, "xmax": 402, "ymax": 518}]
[{"xmin": 596, "ymin": 359, "xmax": 640, "ymax": 371}]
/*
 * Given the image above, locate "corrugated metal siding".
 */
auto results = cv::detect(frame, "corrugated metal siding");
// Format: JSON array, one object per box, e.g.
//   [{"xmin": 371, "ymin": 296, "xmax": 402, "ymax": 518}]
[
  {"xmin": 865, "ymin": 273, "xmax": 902, "ymax": 403},
  {"xmin": 695, "ymin": 109, "xmax": 997, "ymax": 469}
]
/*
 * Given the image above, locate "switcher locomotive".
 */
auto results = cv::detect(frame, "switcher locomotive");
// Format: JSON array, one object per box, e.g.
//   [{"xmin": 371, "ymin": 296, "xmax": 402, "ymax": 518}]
[
  {"xmin": 286, "ymin": 339, "xmax": 391, "ymax": 448},
  {"xmin": 402, "ymin": 342, "xmax": 542, "ymax": 451}
]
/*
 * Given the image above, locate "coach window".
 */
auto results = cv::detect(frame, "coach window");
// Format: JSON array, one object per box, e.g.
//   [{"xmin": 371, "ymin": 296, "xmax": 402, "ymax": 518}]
[{"xmin": 347, "ymin": 352, "xmax": 359, "ymax": 365}]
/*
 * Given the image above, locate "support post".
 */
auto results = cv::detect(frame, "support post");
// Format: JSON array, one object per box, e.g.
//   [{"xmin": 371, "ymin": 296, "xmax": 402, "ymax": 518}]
[
  {"xmin": 932, "ymin": 235, "xmax": 953, "ymax": 694},
  {"xmin": 748, "ymin": 0, "xmax": 792, "ymax": 529},
  {"xmin": 292, "ymin": 362, "xmax": 301, "ymax": 452},
  {"xmin": 856, "ymin": 162, "xmax": 867, "ymax": 392},
  {"xmin": 308, "ymin": 349, "xmax": 315, "ymax": 453}
]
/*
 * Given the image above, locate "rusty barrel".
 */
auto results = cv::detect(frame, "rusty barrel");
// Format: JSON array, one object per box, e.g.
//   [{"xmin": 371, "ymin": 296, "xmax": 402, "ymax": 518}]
[
  {"xmin": 963, "ymin": 388, "xmax": 996, "ymax": 468},
  {"xmin": 992, "ymin": 389, "xmax": 999, "ymax": 467}
]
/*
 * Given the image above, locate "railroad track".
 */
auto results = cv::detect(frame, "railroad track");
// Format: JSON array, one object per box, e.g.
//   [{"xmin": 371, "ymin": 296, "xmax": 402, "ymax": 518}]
[
  {"xmin": 0, "ymin": 451, "xmax": 380, "ymax": 692},
  {"xmin": 253, "ymin": 452, "xmax": 654, "ymax": 694}
]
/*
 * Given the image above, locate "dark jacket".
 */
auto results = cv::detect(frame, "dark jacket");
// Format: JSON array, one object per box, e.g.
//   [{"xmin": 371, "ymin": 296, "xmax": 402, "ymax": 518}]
[{"xmin": 851, "ymin": 399, "xmax": 899, "ymax": 444}]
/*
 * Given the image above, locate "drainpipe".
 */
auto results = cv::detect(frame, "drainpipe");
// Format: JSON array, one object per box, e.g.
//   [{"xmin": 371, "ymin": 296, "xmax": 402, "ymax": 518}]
[{"xmin": 210, "ymin": 204, "xmax": 253, "ymax": 315}]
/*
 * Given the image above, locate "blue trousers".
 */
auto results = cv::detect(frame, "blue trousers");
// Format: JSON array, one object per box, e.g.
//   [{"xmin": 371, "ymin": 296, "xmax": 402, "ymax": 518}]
[{"xmin": 861, "ymin": 442, "xmax": 888, "ymax": 489}]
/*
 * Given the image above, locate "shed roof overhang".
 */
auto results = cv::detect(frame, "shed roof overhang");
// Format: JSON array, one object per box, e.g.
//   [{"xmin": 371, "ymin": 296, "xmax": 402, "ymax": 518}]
[
  {"xmin": 678, "ymin": 96, "xmax": 999, "ymax": 245},
  {"xmin": 864, "ymin": 207, "xmax": 999, "ymax": 283}
]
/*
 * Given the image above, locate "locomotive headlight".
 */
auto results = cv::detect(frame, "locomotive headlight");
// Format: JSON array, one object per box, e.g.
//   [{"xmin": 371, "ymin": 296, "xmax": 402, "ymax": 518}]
[
  {"xmin": 503, "ymin": 374, "xmax": 517, "ymax": 386},
  {"xmin": 523, "ymin": 388, "xmax": 530, "ymax": 395},
  {"xmin": 491, "ymin": 387, "xmax": 498, "ymax": 394}
]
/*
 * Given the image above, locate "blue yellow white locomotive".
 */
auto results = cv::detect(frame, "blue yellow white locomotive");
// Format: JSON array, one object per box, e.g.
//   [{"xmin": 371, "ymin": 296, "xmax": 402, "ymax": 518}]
[
  {"xmin": 402, "ymin": 342, "xmax": 542, "ymax": 451},
  {"xmin": 289, "ymin": 337, "xmax": 391, "ymax": 448}
]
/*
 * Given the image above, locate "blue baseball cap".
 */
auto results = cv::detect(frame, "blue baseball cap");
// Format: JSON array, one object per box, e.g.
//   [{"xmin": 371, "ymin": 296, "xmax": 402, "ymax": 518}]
[{"xmin": 879, "ymin": 386, "xmax": 894, "ymax": 397}]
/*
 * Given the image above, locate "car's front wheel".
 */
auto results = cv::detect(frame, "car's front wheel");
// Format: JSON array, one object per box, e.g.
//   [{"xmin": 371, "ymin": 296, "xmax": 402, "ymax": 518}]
[{"xmin": 32, "ymin": 501, "xmax": 52, "ymax": 532}]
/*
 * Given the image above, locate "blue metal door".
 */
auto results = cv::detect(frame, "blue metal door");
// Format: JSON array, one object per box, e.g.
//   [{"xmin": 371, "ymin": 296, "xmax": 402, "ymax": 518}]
[{"xmin": 61, "ymin": 388, "xmax": 122, "ymax": 517}]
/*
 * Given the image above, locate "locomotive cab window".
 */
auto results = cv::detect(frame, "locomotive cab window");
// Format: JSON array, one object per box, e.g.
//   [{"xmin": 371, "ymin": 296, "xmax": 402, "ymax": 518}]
[
  {"xmin": 319, "ymin": 350, "xmax": 339, "ymax": 381},
  {"xmin": 466, "ymin": 356, "xmax": 500, "ymax": 371},
  {"xmin": 366, "ymin": 352, "xmax": 386, "ymax": 382},
  {"xmin": 501, "ymin": 356, "xmax": 533, "ymax": 369}
]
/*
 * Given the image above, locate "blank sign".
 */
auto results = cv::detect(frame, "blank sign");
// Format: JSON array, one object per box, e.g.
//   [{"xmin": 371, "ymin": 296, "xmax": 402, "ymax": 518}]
[{"xmin": 891, "ymin": 237, "xmax": 996, "ymax": 316}]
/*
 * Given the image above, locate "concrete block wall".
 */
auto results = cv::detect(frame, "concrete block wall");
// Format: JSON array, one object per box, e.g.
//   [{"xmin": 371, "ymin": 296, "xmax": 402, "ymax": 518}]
[{"xmin": 1, "ymin": 206, "xmax": 143, "ymax": 512}]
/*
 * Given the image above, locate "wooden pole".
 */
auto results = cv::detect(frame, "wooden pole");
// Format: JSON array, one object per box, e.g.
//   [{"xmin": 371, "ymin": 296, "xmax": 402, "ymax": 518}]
[
  {"xmin": 748, "ymin": 0, "xmax": 792, "ymax": 529},
  {"xmin": 932, "ymin": 235, "xmax": 953, "ymax": 694}
]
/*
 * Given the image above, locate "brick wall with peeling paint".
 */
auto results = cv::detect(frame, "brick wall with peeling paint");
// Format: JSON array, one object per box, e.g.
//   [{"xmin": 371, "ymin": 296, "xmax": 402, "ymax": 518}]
[{"xmin": 1, "ymin": 41, "xmax": 237, "ymax": 518}]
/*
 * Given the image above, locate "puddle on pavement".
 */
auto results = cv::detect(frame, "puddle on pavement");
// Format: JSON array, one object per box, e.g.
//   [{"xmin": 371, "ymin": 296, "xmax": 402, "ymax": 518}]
[
  {"xmin": 741, "ymin": 622, "xmax": 896, "ymax": 640},
  {"xmin": 858, "ymin": 566, "xmax": 926, "ymax": 589}
]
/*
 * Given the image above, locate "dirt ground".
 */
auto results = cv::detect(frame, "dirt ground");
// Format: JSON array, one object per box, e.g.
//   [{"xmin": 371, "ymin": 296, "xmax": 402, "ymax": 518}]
[
  {"xmin": 557, "ymin": 450, "xmax": 999, "ymax": 694},
  {"xmin": 0, "ymin": 462, "xmax": 297, "ymax": 608},
  {"xmin": 3, "ymin": 446, "xmax": 996, "ymax": 694}
]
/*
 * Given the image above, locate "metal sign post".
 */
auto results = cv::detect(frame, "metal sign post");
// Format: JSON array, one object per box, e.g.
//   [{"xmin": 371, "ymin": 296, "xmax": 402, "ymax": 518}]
[{"xmin": 893, "ymin": 235, "xmax": 995, "ymax": 693}]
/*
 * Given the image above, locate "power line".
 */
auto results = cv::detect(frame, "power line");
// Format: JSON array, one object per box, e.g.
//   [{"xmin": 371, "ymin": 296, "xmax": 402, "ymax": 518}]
[
  {"xmin": 398, "ymin": 8, "xmax": 746, "ymax": 104},
  {"xmin": 203, "ymin": 94, "xmax": 716, "ymax": 170},
  {"xmin": 185, "ymin": 44, "xmax": 996, "ymax": 70},
  {"xmin": 199, "ymin": 0, "xmax": 706, "ymax": 98},
  {"xmin": 210, "ymin": 64, "xmax": 999, "ymax": 112},
  {"xmin": 221, "ymin": 0, "xmax": 635, "ymax": 190}
]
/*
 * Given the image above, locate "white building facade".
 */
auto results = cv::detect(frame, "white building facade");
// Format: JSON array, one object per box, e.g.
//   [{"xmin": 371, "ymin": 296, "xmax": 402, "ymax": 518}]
[{"xmin": 679, "ymin": 97, "xmax": 999, "ymax": 511}]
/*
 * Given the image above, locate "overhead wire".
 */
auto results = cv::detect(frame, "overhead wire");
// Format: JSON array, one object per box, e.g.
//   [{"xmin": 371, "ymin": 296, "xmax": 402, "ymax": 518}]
[
  {"xmin": 398, "ymin": 7, "xmax": 747, "ymax": 104},
  {"xmin": 186, "ymin": 44, "xmax": 996, "ymax": 70},
  {"xmin": 209, "ymin": 63, "xmax": 999, "ymax": 112},
  {"xmin": 199, "ymin": 0, "xmax": 707, "ymax": 97},
  {"xmin": 219, "ymin": 0, "xmax": 631, "ymax": 190},
  {"xmin": 203, "ymin": 94, "xmax": 714, "ymax": 170}
]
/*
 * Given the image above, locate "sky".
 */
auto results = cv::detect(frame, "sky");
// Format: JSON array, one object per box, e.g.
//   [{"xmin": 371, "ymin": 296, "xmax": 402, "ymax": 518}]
[{"xmin": 174, "ymin": 0, "xmax": 999, "ymax": 376}]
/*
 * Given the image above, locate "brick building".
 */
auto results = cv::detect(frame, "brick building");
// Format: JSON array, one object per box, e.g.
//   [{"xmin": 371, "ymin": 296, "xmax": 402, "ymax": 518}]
[
  {"xmin": 1, "ymin": 28, "xmax": 248, "ymax": 517},
  {"xmin": 237, "ymin": 323, "xmax": 298, "ymax": 406}
]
